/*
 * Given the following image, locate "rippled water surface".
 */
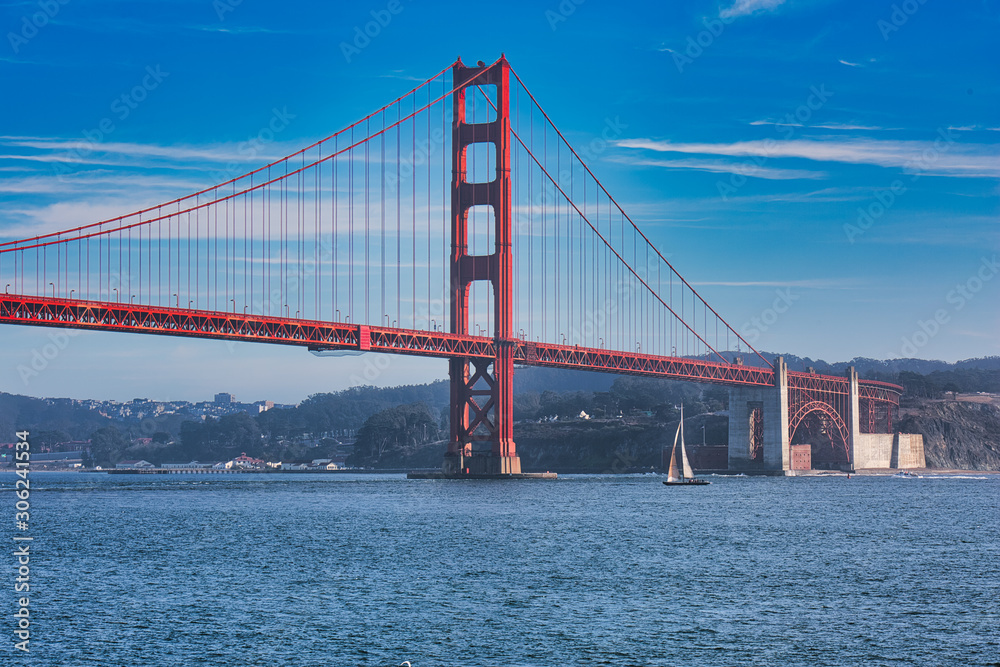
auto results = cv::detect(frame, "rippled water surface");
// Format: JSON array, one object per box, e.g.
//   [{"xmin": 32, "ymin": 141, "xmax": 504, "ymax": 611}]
[{"xmin": 3, "ymin": 472, "xmax": 998, "ymax": 666}]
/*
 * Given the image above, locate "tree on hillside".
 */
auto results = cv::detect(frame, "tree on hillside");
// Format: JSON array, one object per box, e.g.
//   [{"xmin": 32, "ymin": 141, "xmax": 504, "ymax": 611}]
[
  {"xmin": 89, "ymin": 426, "xmax": 129, "ymax": 466},
  {"xmin": 349, "ymin": 403, "xmax": 441, "ymax": 467},
  {"xmin": 32, "ymin": 430, "xmax": 72, "ymax": 452},
  {"xmin": 178, "ymin": 412, "xmax": 263, "ymax": 461},
  {"xmin": 609, "ymin": 377, "xmax": 700, "ymax": 415}
]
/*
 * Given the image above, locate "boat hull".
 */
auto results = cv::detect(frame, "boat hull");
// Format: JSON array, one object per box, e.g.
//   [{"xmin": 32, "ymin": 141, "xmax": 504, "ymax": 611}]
[{"xmin": 662, "ymin": 479, "xmax": 711, "ymax": 486}]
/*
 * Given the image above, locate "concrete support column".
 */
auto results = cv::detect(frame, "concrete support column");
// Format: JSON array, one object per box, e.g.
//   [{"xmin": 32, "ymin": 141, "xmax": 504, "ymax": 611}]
[
  {"xmin": 727, "ymin": 356, "xmax": 790, "ymax": 472},
  {"xmin": 766, "ymin": 356, "xmax": 790, "ymax": 470},
  {"xmin": 846, "ymin": 366, "xmax": 860, "ymax": 471}
]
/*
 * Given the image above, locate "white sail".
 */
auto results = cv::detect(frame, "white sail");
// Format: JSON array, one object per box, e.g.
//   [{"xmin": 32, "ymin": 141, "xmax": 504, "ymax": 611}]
[
  {"xmin": 667, "ymin": 417, "xmax": 681, "ymax": 482},
  {"xmin": 679, "ymin": 408, "xmax": 695, "ymax": 480}
]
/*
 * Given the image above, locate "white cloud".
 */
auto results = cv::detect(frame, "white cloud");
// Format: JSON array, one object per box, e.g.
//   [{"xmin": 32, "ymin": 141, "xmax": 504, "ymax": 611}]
[
  {"xmin": 838, "ymin": 59, "xmax": 863, "ymax": 67},
  {"xmin": 719, "ymin": 0, "xmax": 786, "ymax": 19},
  {"xmin": 616, "ymin": 136, "xmax": 1000, "ymax": 178},
  {"xmin": 749, "ymin": 120, "xmax": 894, "ymax": 131},
  {"xmin": 809, "ymin": 123, "xmax": 893, "ymax": 131},
  {"xmin": 608, "ymin": 155, "xmax": 826, "ymax": 180},
  {"xmin": 0, "ymin": 200, "xmax": 163, "ymax": 239},
  {"xmin": 0, "ymin": 172, "xmax": 205, "ymax": 195},
  {"xmin": 691, "ymin": 279, "xmax": 859, "ymax": 289},
  {"xmin": 0, "ymin": 137, "xmax": 293, "ymax": 164},
  {"xmin": 710, "ymin": 186, "xmax": 874, "ymax": 203}
]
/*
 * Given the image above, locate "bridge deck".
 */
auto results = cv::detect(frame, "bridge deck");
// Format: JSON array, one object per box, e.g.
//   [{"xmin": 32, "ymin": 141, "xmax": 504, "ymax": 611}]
[{"xmin": 0, "ymin": 295, "xmax": 900, "ymax": 399}]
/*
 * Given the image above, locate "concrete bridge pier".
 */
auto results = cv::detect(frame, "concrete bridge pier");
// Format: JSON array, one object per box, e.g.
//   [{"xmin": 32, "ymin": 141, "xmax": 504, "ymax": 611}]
[
  {"xmin": 727, "ymin": 359, "xmax": 925, "ymax": 472},
  {"xmin": 728, "ymin": 356, "xmax": 790, "ymax": 471}
]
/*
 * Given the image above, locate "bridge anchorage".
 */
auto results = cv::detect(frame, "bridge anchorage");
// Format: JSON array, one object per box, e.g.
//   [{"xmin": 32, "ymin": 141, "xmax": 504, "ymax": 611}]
[{"xmin": 0, "ymin": 55, "xmax": 919, "ymax": 477}]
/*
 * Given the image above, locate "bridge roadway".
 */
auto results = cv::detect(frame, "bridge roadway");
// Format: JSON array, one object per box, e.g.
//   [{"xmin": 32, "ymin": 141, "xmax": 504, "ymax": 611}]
[{"xmin": 0, "ymin": 294, "xmax": 901, "ymax": 404}]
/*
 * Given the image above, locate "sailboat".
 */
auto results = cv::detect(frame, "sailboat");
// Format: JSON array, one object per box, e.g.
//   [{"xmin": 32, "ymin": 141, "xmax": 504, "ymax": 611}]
[{"xmin": 662, "ymin": 405, "xmax": 711, "ymax": 486}]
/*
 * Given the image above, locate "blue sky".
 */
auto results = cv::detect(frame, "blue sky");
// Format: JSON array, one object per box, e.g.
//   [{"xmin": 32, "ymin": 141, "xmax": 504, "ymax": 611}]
[{"xmin": 0, "ymin": 0, "xmax": 997, "ymax": 403}]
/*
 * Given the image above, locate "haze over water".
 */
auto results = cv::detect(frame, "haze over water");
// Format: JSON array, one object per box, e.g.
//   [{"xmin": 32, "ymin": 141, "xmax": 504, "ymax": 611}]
[{"xmin": 6, "ymin": 472, "xmax": 998, "ymax": 666}]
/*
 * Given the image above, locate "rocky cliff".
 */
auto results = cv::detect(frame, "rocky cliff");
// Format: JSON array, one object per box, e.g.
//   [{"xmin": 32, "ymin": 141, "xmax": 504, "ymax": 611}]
[{"xmin": 897, "ymin": 400, "xmax": 1000, "ymax": 470}]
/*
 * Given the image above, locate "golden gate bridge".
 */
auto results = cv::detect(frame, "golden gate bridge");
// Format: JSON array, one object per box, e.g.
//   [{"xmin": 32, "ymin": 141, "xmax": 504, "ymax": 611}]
[{"xmin": 0, "ymin": 56, "xmax": 902, "ymax": 476}]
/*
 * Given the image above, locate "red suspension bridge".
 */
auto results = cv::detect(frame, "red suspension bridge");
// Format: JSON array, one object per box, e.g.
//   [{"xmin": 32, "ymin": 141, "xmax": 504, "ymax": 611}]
[{"xmin": 0, "ymin": 56, "xmax": 901, "ymax": 475}]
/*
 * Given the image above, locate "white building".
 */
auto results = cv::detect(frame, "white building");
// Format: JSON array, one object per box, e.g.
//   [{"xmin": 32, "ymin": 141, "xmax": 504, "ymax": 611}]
[{"xmin": 116, "ymin": 460, "xmax": 154, "ymax": 469}]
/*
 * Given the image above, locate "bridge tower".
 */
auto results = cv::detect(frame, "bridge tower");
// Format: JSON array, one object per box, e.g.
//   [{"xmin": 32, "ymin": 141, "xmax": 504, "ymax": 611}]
[{"xmin": 443, "ymin": 56, "xmax": 521, "ymax": 476}]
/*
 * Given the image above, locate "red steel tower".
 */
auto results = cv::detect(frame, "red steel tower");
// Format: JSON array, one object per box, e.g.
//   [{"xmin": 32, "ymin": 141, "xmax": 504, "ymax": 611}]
[{"xmin": 443, "ymin": 56, "xmax": 520, "ymax": 476}]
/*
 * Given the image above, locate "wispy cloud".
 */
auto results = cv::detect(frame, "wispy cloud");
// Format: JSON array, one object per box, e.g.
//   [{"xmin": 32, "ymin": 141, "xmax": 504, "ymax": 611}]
[
  {"xmin": 945, "ymin": 125, "xmax": 1000, "ymax": 132},
  {"xmin": 852, "ymin": 214, "xmax": 999, "ymax": 247},
  {"xmin": 608, "ymin": 155, "xmax": 826, "ymax": 180},
  {"xmin": 0, "ymin": 172, "xmax": 205, "ymax": 195},
  {"xmin": 719, "ymin": 0, "xmax": 786, "ymax": 19},
  {"xmin": 616, "ymin": 136, "xmax": 1000, "ymax": 178},
  {"xmin": 838, "ymin": 59, "xmax": 863, "ymax": 67},
  {"xmin": 193, "ymin": 25, "xmax": 292, "ymax": 35},
  {"xmin": 749, "ymin": 120, "xmax": 894, "ymax": 131},
  {"xmin": 0, "ymin": 199, "xmax": 167, "ymax": 240},
  {"xmin": 691, "ymin": 279, "xmax": 858, "ymax": 289},
  {"xmin": 810, "ymin": 123, "xmax": 894, "ymax": 131},
  {"xmin": 379, "ymin": 70, "xmax": 427, "ymax": 82},
  {"xmin": 1, "ymin": 137, "xmax": 292, "ymax": 164},
  {"xmin": 709, "ymin": 186, "xmax": 874, "ymax": 204}
]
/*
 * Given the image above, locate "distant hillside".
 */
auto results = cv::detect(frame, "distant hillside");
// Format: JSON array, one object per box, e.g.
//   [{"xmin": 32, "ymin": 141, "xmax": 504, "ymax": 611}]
[
  {"xmin": 688, "ymin": 352, "xmax": 1000, "ymax": 376},
  {"xmin": 0, "ymin": 393, "xmax": 113, "ymax": 442},
  {"xmin": 513, "ymin": 367, "xmax": 617, "ymax": 394},
  {"xmin": 3, "ymin": 356, "xmax": 999, "ymax": 470}
]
